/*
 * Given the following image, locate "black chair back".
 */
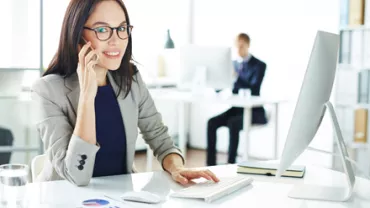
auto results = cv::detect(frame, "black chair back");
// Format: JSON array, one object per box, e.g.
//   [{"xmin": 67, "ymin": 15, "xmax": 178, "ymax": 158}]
[{"xmin": 0, "ymin": 127, "xmax": 14, "ymax": 165}]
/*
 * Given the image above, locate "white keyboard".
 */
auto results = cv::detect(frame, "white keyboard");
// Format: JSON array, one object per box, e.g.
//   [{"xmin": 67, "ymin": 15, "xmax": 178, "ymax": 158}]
[{"xmin": 170, "ymin": 175, "xmax": 253, "ymax": 203}]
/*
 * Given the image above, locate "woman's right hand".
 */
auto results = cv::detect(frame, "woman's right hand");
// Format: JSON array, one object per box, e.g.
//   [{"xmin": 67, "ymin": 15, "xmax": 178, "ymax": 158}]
[{"xmin": 77, "ymin": 42, "xmax": 99, "ymax": 101}]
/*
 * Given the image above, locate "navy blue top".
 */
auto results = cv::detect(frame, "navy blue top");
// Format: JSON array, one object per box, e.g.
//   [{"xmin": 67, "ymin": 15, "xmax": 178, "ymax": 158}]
[{"xmin": 93, "ymin": 84, "xmax": 127, "ymax": 177}]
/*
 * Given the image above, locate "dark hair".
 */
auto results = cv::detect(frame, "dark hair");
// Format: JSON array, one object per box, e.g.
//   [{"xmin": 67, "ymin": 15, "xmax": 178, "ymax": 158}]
[
  {"xmin": 44, "ymin": 0, "xmax": 137, "ymax": 98},
  {"xmin": 237, "ymin": 33, "xmax": 250, "ymax": 44}
]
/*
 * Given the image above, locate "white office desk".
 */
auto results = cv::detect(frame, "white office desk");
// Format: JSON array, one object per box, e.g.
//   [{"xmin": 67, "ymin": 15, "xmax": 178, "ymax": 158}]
[
  {"xmin": 149, "ymin": 88, "xmax": 286, "ymax": 161},
  {"xmin": 25, "ymin": 165, "xmax": 370, "ymax": 207}
]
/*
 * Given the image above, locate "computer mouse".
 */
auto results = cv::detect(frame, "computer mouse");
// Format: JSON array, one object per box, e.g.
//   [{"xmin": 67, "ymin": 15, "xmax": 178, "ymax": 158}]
[{"xmin": 121, "ymin": 191, "xmax": 161, "ymax": 204}]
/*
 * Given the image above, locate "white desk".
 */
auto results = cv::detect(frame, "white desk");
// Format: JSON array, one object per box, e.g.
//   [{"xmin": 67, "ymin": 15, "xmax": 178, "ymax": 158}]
[
  {"xmin": 149, "ymin": 88, "xmax": 285, "ymax": 161},
  {"xmin": 24, "ymin": 165, "xmax": 370, "ymax": 207}
]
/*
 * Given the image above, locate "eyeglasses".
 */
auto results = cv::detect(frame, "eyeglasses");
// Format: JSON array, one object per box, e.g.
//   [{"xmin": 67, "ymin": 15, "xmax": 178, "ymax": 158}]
[{"xmin": 83, "ymin": 25, "xmax": 133, "ymax": 41}]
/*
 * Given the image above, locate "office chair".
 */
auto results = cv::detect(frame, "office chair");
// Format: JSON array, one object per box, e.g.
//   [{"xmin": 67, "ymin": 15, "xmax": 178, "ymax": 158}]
[
  {"xmin": 31, "ymin": 154, "xmax": 46, "ymax": 182},
  {"xmin": 217, "ymin": 105, "xmax": 274, "ymax": 161},
  {"xmin": 0, "ymin": 127, "xmax": 14, "ymax": 165}
]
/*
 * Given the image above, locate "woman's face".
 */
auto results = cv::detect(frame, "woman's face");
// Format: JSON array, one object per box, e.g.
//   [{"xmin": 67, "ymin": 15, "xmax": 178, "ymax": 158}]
[{"xmin": 82, "ymin": 0, "xmax": 129, "ymax": 70}]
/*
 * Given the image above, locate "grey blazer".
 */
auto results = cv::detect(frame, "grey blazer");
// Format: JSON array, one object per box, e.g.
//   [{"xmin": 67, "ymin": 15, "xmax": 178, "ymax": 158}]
[{"xmin": 31, "ymin": 71, "xmax": 184, "ymax": 186}]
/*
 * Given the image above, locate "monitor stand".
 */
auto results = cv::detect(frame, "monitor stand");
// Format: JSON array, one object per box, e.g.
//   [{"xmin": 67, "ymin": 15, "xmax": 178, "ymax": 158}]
[
  {"xmin": 288, "ymin": 101, "xmax": 356, "ymax": 202},
  {"xmin": 191, "ymin": 66, "xmax": 207, "ymax": 95}
]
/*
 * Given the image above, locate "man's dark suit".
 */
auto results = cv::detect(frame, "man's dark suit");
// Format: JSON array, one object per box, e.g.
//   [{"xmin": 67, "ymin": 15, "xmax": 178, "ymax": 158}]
[{"xmin": 207, "ymin": 55, "xmax": 267, "ymax": 165}]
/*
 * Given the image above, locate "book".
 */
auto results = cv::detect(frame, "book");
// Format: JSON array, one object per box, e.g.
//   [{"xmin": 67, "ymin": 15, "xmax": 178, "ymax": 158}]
[
  {"xmin": 365, "ymin": 0, "xmax": 370, "ymax": 25},
  {"xmin": 350, "ymin": 30, "xmax": 364, "ymax": 67},
  {"xmin": 349, "ymin": 0, "xmax": 365, "ymax": 26},
  {"xmin": 363, "ymin": 30, "xmax": 370, "ymax": 67},
  {"xmin": 340, "ymin": 0, "xmax": 349, "ymax": 27},
  {"xmin": 237, "ymin": 161, "xmax": 306, "ymax": 178},
  {"xmin": 358, "ymin": 70, "xmax": 369, "ymax": 103},
  {"xmin": 354, "ymin": 108, "xmax": 368, "ymax": 143},
  {"xmin": 339, "ymin": 30, "xmax": 351, "ymax": 64}
]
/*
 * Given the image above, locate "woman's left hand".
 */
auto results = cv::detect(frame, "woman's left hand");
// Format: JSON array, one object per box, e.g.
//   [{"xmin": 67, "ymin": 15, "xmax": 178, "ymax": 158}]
[{"xmin": 170, "ymin": 168, "xmax": 220, "ymax": 185}]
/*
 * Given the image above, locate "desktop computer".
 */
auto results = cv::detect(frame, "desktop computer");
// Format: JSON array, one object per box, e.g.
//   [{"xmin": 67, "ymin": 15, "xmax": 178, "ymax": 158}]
[
  {"xmin": 177, "ymin": 45, "xmax": 234, "ymax": 91},
  {"xmin": 276, "ymin": 31, "xmax": 355, "ymax": 201}
]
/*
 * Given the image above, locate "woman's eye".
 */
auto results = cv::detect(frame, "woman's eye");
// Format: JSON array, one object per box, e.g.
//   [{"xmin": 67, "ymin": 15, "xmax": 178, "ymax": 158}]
[
  {"xmin": 118, "ymin": 26, "xmax": 126, "ymax": 32},
  {"xmin": 96, "ymin": 27, "xmax": 108, "ymax": 33}
]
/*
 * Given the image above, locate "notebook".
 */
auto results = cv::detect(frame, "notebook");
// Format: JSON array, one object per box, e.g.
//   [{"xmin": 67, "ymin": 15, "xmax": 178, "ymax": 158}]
[{"xmin": 237, "ymin": 161, "xmax": 306, "ymax": 178}]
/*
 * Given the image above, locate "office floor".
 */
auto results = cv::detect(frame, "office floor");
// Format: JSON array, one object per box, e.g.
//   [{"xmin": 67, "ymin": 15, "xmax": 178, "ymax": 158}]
[{"xmin": 134, "ymin": 148, "xmax": 241, "ymax": 172}]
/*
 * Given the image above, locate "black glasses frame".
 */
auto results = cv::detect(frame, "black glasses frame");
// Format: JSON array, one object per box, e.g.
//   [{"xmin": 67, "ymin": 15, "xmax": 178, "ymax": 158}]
[{"xmin": 83, "ymin": 25, "xmax": 134, "ymax": 41}]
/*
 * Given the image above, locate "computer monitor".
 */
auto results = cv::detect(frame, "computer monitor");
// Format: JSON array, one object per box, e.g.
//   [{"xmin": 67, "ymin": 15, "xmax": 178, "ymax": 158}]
[
  {"xmin": 276, "ymin": 30, "xmax": 355, "ymax": 202},
  {"xmin": 177, "ymin": 45, "xmax": 234, "ymax": 91}
]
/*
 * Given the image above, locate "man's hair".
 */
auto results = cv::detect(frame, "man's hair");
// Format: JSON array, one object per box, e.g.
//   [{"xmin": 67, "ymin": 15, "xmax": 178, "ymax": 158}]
[{"xmin": 237, "ymin": 33, "xmax": 250, "ymax": 44}]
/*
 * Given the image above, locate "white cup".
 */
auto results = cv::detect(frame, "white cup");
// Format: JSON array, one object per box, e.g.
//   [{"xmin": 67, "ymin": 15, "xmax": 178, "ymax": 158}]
[{"xmin": 0, "ymin": 164, "xmax": 29, "ymax": 208}]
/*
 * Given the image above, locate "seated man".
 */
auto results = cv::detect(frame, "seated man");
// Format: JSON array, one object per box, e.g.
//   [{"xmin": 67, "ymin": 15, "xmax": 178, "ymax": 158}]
[{"xmin": 207, "ymin": 33, "xmax": 267, "ymax": 166}]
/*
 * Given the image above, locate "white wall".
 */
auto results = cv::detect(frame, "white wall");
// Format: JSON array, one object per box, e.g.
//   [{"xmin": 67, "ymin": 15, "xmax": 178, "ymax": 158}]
[
  {"xmin": 43, "ymin": 0, "xmax": 70, "ymax": 69},
  {"xmin": 189, "ymin": 0, "xmax": 340, "ymax": 167},
  {"xmin": 124, "ymin": 0, "xmax": 191, "ymax": 79},
  {"xmin": 0, "ymin": 0, "xmax": 41, "ymax": 88},
  {"xmin": 0, "ymin": 0, "xmax": 40, "ymax": 69}
]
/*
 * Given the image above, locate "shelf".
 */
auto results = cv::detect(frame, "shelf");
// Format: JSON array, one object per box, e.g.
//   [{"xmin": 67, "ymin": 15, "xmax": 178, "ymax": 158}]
[
  {"xmin": 346, "ymin": 142, "xmax": 369, "ymax": 149},
  {"xmin": 335, "ymin": 103, "xmax": 370, "ymax": 109},
  {"xmin": 334, "ymin": 142, "xmax": 368, "ymax": 149},
  {"xmin": 340, "ymin": 25, "xmax": 370, "ymax": 31},
  {"xmin": 338, "ymin": 64, "xmax": 370, "ymax": 72}
]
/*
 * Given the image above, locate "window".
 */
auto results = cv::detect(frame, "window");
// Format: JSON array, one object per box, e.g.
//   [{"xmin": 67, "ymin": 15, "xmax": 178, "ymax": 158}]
[{"xmin": 0, "ymin": 0, "xmax": 40, "ymax": 69}]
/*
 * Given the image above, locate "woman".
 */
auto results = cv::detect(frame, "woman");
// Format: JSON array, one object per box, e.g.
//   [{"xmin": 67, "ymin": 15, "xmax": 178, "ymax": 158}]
[{"xmin": 32, "ymin": 0, "xmax": 219, "ymax": 186}]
